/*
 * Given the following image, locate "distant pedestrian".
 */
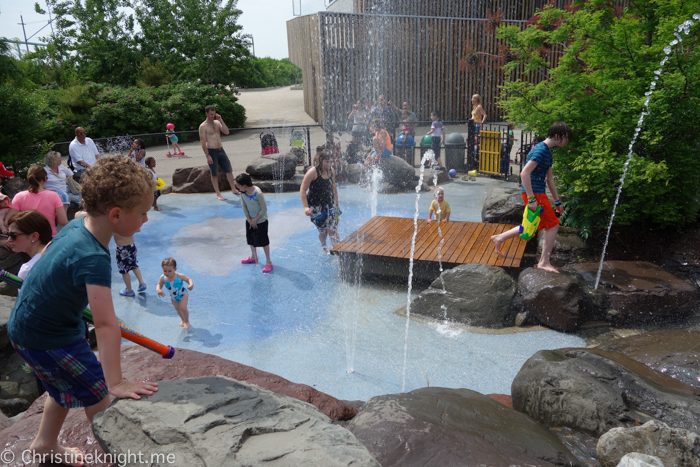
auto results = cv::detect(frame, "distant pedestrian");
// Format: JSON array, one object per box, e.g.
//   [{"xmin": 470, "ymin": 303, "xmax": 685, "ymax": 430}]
[
  {"xmin": 426, "ymin": 111, "xmax": 446, "ymax": 169},
  {"xmin": 199, "ymin": 105, "xmax": 240, "ymax": 201}
]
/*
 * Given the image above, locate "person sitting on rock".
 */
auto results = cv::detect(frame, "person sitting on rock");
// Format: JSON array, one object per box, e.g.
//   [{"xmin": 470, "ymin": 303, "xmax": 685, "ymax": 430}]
[{"xmin": 364, "ymin": 137, "xmax": 391, "ymax": 166}]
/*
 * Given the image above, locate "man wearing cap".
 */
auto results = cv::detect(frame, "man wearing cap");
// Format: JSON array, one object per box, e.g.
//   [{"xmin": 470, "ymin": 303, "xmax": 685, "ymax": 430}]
[{"xmin": 68, "ymin": 127, "xmax": 100, "ymax": 176}]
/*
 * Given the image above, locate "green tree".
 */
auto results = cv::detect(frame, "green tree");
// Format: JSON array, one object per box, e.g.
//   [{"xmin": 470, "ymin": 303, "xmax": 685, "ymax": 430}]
[
  {"xmin": 36, "ymin": 0, "xmax": 140, "ymax": 84},
  {"xmin": 497, "ymin": 0, "xmax": 700, "ymax": 234},
  {"xmin": 134, "ymin": 0, "xmax": 252, "ymax": 85}
]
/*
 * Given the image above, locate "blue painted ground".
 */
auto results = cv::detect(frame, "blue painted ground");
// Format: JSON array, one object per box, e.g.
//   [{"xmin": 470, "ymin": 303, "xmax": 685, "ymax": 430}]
[{"xmin": 110, "ymin": 178, "xmax": 585, "ymax": 401}]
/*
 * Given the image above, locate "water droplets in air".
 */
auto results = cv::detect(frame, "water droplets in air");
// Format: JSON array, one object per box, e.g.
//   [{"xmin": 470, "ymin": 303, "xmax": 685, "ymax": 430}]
[{"xmin": 594, "ymin": 15, "xmax": 698, "ymax": 290}]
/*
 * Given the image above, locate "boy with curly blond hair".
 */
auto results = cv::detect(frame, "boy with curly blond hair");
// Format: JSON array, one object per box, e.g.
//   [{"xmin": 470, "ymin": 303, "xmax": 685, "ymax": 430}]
[{"xmin": 7, "ymin": 155, "xmax": 158, "ymax": 466}]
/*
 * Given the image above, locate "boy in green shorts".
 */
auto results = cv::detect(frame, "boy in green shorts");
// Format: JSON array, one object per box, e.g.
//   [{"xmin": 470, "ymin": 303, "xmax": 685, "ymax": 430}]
[{"xmin": 7, "ymin": 155, "xmax": 158, "ymax": 465}]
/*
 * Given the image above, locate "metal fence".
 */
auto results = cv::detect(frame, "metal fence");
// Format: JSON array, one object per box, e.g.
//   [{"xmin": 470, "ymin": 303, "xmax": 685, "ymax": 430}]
[{"xmin": 33, "ymin": 121, "xmax": 533, "ymax": 186}]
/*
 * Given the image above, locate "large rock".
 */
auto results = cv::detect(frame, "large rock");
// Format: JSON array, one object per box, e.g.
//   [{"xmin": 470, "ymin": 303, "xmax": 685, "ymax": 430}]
[
  {"xmin": 374, "ymin": 155, "xmax": 415, "ymax": 190},
  {"xmin": 518, "ymin": 267, "xmax": 589, "ymax": 332},
  {"xmin": 511, "ymin": 348, "xmax": 700, "ymax": 438},
  {"xmin": 481, "ymin": 185, "xmax": 525, "ymax": 224},
  {"xmin": 1, "ymin": 178, "xmax": 29, "ymax": 199},
  {"xmin": 596, "ymin": 420, "xmax": 700, "ymax": 467},
  {"xmin": 172, "ymin": 166, "xmax": 233, "ymax": 193},
  {"xmin": 0, "ymin": 351, "xmax": 42, "ymax": 416},
  {"xmin": 347, "ymin": 387, "xmax": 583, "ymax": 467},
  {"xmin": 246, "ymin": 153, "xmax": 298, "ymax": 180},
  {"xmin": 537, "ymin": 226, "xmax": 589, "ymax": 267},
  {"xmin": 0, "ymin": 249, "xmax": 29, "ymax": 298},
  {"xmin": 661, "ymin": 226, "xmax": 700, "ymax": 276},
  {"xmin": 0, "ymin": 346, "xmax": 358, "ymax": 466},
  {"xmin": 410, "ymin": 264, "xmax": 517, "ymax": 327},
  {"xmin": 93, "ymin": 376, "xmax": 379, "ymax": 467},
  {"xmin": 597, "ymin": 330, "xmax": 700, "ymax": 390},
  {"xmin": 615, "ymin": 453, "xmax": 665, "ymax": 467},
  {"xmin": 0, "ymin": 295, "xmax": 16, "ymax": 349},
  {"xmin": 571, "ymin": 261, "xmax": 698, "ymax": 324}
]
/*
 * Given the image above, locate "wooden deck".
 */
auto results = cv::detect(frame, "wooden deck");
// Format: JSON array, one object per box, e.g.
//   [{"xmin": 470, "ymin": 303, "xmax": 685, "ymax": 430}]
[{"xmin": 330, "ymin": 216, "xmax": 526, "ymax": 268}]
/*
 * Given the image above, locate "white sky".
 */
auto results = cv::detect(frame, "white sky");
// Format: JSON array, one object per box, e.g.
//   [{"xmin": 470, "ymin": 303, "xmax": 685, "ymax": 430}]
[{"xmin": 0, "ymin": 0, "xmax": 327, "ymax": 60}]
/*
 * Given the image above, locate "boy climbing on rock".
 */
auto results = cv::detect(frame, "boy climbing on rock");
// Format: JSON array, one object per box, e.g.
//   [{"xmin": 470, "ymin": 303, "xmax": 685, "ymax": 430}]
[{"xmin": 491, "ymin": 121, "xmax": 570, "ymax": 273}]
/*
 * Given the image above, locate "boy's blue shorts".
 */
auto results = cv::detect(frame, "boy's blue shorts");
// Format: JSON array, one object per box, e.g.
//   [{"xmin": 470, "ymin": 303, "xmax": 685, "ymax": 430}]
[{"xmin": 12, "ymin": 339, "xmax": 108, "ymax": 408}]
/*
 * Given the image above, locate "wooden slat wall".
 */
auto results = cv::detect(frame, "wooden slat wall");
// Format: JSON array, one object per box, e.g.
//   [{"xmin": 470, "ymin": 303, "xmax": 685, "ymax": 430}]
[
  {"xmin": 356, "ymin": 0, "xmax": 569, "ymax": 20},
  {"xmin": 288, "ymin": 4, "xmax": 564, "ymax": 126}
]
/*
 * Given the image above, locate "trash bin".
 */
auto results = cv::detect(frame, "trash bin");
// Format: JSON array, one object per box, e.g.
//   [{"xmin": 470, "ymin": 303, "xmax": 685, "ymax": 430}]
[
  {"xmin": 394, "ymin": 134, "xmax": 415, "ymax": 165},
  {"xmin": 444, "ymin": 132, "xmax": 466, "ymax": 172},
  {"xmin": 419, "ymin": 134, "xmax": 434, "ymax": 164}
]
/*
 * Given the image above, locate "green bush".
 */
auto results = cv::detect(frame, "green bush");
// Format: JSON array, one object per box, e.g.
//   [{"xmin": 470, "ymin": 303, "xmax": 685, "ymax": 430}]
[
  {"xmin": 36, "ymin": 81, "xmax": 246, "ymax": 143},
  {"xmin": 497, "ymin": 0, "xmax": 700, "ymax": 232},
  {"xmin": 0, "ymin": 85, "xmax": 52, "ymax": 170}
]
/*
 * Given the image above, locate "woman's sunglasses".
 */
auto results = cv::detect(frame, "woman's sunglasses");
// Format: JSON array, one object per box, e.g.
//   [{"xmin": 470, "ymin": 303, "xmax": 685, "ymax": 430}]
[{"xmin": 1, "ymin": 231, "xmax": 25, "ymax": 240}]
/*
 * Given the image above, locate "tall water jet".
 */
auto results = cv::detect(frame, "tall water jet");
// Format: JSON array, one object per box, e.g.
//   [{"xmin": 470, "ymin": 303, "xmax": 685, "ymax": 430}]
[
  {"xmin": 401, "ymin": 150, "xmax": 438, "ymax": 392},
  {"xmin": 594, "ymin": 15, "xmax": 699, "ymax": 290}
]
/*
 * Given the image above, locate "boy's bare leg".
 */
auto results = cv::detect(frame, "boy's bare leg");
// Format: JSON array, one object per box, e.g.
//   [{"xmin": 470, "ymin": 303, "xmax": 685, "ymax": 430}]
[
  {"xmin": 121, "ymin": 273, "xmax": 132, "ymax": 292},
  {"xmin": 211, "ymin": 176, "xmax": 226, "ymax": 201},
  {"xmin": 490, "ymin": 226, "xmax": 520, "ymax": 257},
  {"xmin": 262, "ymin": 245, "xmax": 272, "ymax": 266},
  {"xmin": 132, "ymin": 268, "xmax": 144, "ymax": 286},
  {"xmin": 30, "ymin": 397, "xmax": 85, "ymax": 467},
  {"xmin": 84, "ymin": 395, "xmax": 111, "ymax": 423},
  {"xmin": 537, "ymin": 225, "xmax": 560, "ymax": 273}
]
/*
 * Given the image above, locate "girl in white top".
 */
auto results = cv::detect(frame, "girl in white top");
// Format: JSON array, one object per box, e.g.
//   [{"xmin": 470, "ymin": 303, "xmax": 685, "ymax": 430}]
[
  {"xmin": 128, "ymin": 139, "xmax": 147, "ymax": 167},
  {"xmin": 5, "ymin": 210, "xmax": 53, "ymax": 280},
  {"xmin": 145, "ymin": 157, "xmax": 162, "ymax": 211}
]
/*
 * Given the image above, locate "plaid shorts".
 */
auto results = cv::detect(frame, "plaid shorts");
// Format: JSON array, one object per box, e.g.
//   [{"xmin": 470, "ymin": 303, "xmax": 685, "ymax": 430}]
[{"xmin": 12, "ymin": 339, "xmax": 108, "ymax": 408}]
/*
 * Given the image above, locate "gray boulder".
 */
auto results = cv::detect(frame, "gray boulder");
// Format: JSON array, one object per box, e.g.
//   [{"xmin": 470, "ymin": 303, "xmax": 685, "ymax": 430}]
[
  {"xmin": 615, "ymin": 453, "xmax": 666, "ymax": 467},
  {"xmin": 571, "ymin": 261, "xmax": 698, "ymax": 324},
  {"xmin": 597, "ymin": 420, "xmax": 700, "ymax": 467},
  {"xmin": 511, "ymin": 348, "xmax": 700, "ymax": 438},
  {"xmin": 172, "ymin": 166, "xmax": 234, "ymax": 193},
  {"xmin": 345, "ymin": 163, "xmax": 363, "ymax": 184},
  {"xmin": 246, "ymin": 153, "xmax": 298, "ymax": 180},
  {"xmin": 481, "ymin": 186, "xmax": 525, "ymax": 224},
  {"xmin": 0, "ymin": 351, "xmax": 42, "ymax": 416},
  {"xmin": 518, "ymin": 267, "xmax": 589, "ymax": 332},
  {"xmin": 0, "ymin": 410, "xmax": 9, "ymax": 431},
  {"xmin": 347, "ymin": 387, "xmax": 582, "ymax": 467},
  {"xmin": 597, "ymin": 330, "xmax": 700, "ymax": 390},
  {"xmin": 93, "ymin": 376, "xmax": 379, "ymax": 467},
  {"xmin": 0, "ymin": 295, "xmax": 16, "ymax": 349},
  {"xmin": 410, "ymin": 264, "xmax": 517, "ymax": 327},
  {"xmin": 374, "ymin": 155, "xmax": 415, "ymax": 189},
  {"xmin": 537, "ymin": 226, "xmax": 589, "ymax": 267},
  {"xmin": 0, "ymin": 249, "xmax": 29, "ymax": 298}
]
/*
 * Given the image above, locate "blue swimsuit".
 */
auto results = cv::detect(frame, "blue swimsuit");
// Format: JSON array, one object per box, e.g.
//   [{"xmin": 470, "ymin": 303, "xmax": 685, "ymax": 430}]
[{"xmin": 163, "ymin": 273, "xmax": 188, "ymax": 302}]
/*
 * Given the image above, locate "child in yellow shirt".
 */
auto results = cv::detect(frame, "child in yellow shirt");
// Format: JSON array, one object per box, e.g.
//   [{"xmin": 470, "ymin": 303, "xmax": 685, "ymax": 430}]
[{"xmin": 428, "ymin": 187, "xmax": 451, "ymax": 223}]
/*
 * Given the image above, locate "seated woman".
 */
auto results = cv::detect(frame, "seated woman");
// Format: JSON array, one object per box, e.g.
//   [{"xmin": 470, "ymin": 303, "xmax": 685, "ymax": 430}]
[
  {"xmin": 7, "ymin": 165, "xmax": 68, "ymax": 236},
  {"xmin": 5, "ymin": 210, "xmax": 53, "ymax": 280},
  {"xmin": 44, "ymin": 150, "xmax": 81, "ymax": 213}
]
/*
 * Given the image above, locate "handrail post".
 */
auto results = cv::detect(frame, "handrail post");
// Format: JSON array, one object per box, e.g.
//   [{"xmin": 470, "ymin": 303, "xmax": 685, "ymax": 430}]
[
  {"xmin": 466, "ymin": 118, "xmax": 476, "ymax": 171},
  {"xmin": 306, "ymin": 126, "xmax": 312, "ymax": 165}
]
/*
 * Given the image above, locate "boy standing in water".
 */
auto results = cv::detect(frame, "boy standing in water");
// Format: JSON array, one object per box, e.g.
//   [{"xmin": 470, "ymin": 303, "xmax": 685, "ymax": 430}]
[
  {"xmin": 491, "ymin": 121, "xmax": 570, "ymax": 273},
  {"xmin": 7, "ymin": 156, "xmax": 157, "ymax": 465}
]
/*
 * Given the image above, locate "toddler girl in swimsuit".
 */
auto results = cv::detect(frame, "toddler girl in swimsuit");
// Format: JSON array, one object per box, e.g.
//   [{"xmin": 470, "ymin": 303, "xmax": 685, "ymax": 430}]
[{"xmin": 156, "ymin": 257, "xmax": 194, "ymax": 329}]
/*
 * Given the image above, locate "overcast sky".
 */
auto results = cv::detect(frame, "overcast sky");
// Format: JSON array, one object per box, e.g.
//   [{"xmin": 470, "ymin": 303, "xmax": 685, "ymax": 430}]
[{"xmin": 1, "ymin": 0, "xmax": 327, "ymax": 59}]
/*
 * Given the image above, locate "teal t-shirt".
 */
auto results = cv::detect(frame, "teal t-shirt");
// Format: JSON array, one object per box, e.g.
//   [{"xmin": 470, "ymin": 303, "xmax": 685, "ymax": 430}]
[{"xmin": 8, "ymin": 218, "xmax": 111, "ymax": 350}]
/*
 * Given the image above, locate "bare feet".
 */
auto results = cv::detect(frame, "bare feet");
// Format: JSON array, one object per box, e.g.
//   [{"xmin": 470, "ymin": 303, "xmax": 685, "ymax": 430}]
[
  {"xmin": 29, "ymin": 444, "xmax": 86, "ymax": 467},
  {"xmin": 216, "ymin": 194, "xmax": 226, "ymax": 201},
  {"xmin": 535, "ymin": 264, "xmax": 560, "ymax": 273},
  {"xmin": 153, "ymin": 206, "xmax": 162, "ymax": 211},
  {"xmin": 179, "ymin": 321, "xmax": 184, "ymax": 327},
  {"xmin": 491, "ymin": 235, "xmax": 505, "ymax": 257},
  {"xmin": 183, "ymin": 322, "xmax": 190, "ymax": 330}
]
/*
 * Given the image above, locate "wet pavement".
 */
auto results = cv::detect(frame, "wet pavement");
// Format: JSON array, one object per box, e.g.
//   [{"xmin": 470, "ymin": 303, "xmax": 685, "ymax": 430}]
[{"xmin": 112, "ymin": 178, "xmax": 585, "ymax": 401}]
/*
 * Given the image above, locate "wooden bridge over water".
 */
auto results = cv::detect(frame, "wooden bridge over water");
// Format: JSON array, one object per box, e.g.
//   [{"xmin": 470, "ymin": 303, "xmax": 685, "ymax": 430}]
[{"xmin": 331, "ymin": 216, "xmax": 527, "ymax": 281}]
